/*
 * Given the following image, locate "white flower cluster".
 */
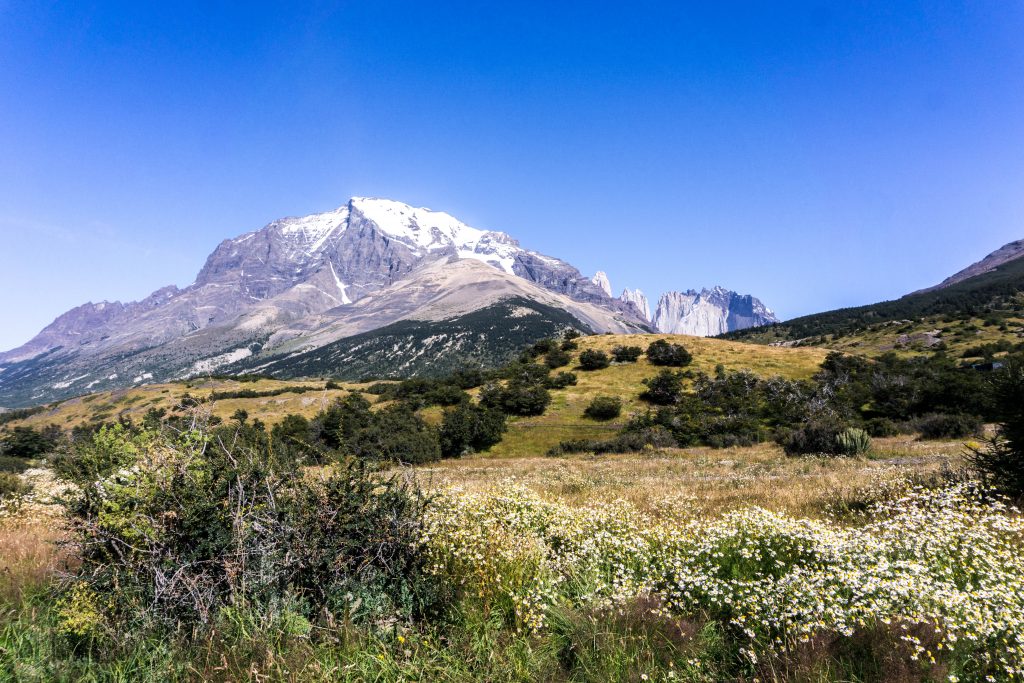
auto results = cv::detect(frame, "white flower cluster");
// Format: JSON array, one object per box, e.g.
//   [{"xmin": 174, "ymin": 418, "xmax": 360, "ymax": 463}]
[{"xmin": 423, "ymin": 483, "xmax": 1024, "ymax": 678}]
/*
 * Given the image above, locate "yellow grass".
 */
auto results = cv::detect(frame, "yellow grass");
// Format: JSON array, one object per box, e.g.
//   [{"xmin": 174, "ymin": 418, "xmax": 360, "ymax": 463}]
[
  {"xmin": 412, "ymin": 435, "xmax": 966, "ymax": 519},
  {"xmin": 488, "ymin": 333, "xmax": 829, "ymax": 457}
]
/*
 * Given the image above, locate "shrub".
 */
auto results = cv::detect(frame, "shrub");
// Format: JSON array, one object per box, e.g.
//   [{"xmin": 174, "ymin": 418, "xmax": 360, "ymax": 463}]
[
  {"xmin": 0, "ymin": 425, "xmax": 60, "ymax": 458},
  {"xmin": 640, "ymin": 370, "xmax": 685, "ymax": 405},
  {"xmin": 0, "ymin": 455, "xmax": 30, "ymax": 474},
  {"xmin": 865, "ymin": 417, "xmax": 900, "ymax": 437},
  {"xmin": 646, "ymin": 340, "xmax": 692, "ymax": 367},
  {"xmin": 578, "ymin": 349, "xmax": 610, "ymax": 371},
  {"xmin": 834, "ymin": 428, "xmax": 872, "ymax": 456},
  {"xmin": 611, "ymin": 345, "xmax": 643, "ymax": 363},
  {"xmin": 480, "ymin": 381, "xmax": 552, "ymax": 417},
  {"xmin": 544, "ymin": 348, "xmax": 571, "ymax": 369},
  {"xmin": 439, "ymin": 403, "xmax": 508, "ymax": 457},
  {"xmin": 546, "ymin": 372, "xmax": 578, "ymax": 389},
  {"xmin": 348, "ymin": 405, "xmax": 441, "ymax": 464},
  {"xmin": 584, "ymin": 396, "xmax": 622, "ymax": 421},
  {"xmin": 914, "ymin": 413, "xmax": 983, "ymax": 440},
  {"xmin": 0, "ymin": 472, "xmax": 28, "ymax": 500},
  {"xmin": 548, "ymin": 426, "xmax": 676, "ymax": 455},
  {"xmin": 780, "ymin": 419, "xmax": 854, "ymax": 456},
  {"xmin": 61, "ymin": 426, "xmax": 446, "ymax": 641}
]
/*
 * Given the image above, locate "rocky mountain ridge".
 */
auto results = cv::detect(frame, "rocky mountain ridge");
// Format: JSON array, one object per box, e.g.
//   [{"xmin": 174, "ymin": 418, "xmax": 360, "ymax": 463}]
[{"xmin": 0, "ymin": 197, "xmax": 776, "ymax": 407}]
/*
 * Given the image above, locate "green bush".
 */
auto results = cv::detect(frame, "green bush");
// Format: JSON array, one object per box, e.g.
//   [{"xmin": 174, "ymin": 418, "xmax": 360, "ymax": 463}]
[
  {"xmin": 439, "ymin": 403, "xmax": 507, "ymax": 457},
  {"xmin": 0, "ymin": 425, "xmax": 60, "ymax": 458},
  {"xmin": 864, "ymin": 417, "xmax": 900, "ymax": 437},
  {"xmin": 348, "ymin": 405, "xmax": 441, "ymax": 464},
  {"xmin": 0, "ymin": 472, "xmax": 28, "ymax": 500},
  {"xmin": 611, "ymin": 345, "xmax": 643, "ymax": 363},
  {"xmin": 544, "ymin": 348, "xmax": 571, "ymax": 369},
  {"xmin": 584, "ymin": 396, "xmax": 622, "ymax": 421},
  {"xmin": 967, "ymin": 359, "xmax": 1024, "ymax": 497},
  {"xmin": 546, "ymin": 372, "xmax": 578, "ymax": 389},
  {"xmin": 549, "ymin": 426, "xmax": 676, "ymax": 455},
  {"xmin": 780, "ymin": 419, "xmax": 850, "ymax": 456},
  {"xmin": 834, "ymin": 428, "xmax": 872, "ymax": 456},
  {"xmin": 0, "ymin": 455, "xmax": 30, "ymax": 474},
  {"xmin": 914, "ymin": 413, "xmax": 983, "ymax": 440},
  {"xmin": 640, "ymin": 370, "xmax": 685, "ymax": 405},
  {"xmin": 60, "ymin": 424, "xmax": 447, "ymax": 645},
  {"xmin": 578, "ymin": 349, "xmax": 610, "ymax": 371},
  {"xmin": 646, "ymin": 340, "xmax": 692, "ymax": 367}
]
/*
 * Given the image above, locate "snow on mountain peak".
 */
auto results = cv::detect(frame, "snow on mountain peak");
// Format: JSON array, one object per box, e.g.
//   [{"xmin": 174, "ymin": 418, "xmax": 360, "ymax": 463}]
[
  {"xmin": 349, "ymin": 197, "xmax": 518, "ymax": 273},
  {"xmin": 275, "ymin": 205, "xmax": 350, "ymax": 254}
]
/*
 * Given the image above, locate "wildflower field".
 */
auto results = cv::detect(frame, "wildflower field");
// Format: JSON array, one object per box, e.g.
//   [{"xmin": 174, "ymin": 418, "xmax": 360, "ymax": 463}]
[{"xmin": 423, "ymin": 480, "xmax": 1024, "ymax": 680}]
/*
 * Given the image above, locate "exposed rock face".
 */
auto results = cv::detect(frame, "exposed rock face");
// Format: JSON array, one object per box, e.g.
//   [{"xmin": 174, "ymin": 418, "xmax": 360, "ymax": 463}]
[
  {"xmin": 0, "ymin": 197, "xmax": 648, "ymax": 406},
  {"xmin": 652, "ymin": 287, "xmax": 778, "ymax": 336},
  {"xmin": 619, "ymin": 288, "xmax": 650, "ymax": 322},
  {"xmin": 591, "ymin": 271, "xmax": 612, "ymax": 297},
  {"xmin": 917, "ymin": 238, "xmax": 1024, "ymax": 293}
]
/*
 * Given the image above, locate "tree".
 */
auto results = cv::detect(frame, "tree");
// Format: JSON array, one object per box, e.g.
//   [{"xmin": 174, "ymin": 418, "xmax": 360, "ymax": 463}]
[
  {"xmin": 646, "ymin": 339, "xmax": 692, "ymax": 367},
  {"xmin": 967, "ymin": 359, "xmax": 1024, "ymax": 497},
  {"xmin": 640, "ymin": 370, "xmax": 685, "ymax": 405},
  {"xmin": 545, "ymin": 348, "xmax": 571, "ymax": 369},
  {"xmin": 579, "ymin": 349, "xmax": 611, "ymax": 371},
  {"xmin": 439, "ymin": 403, "xmax": 507, "ymax": 457}
]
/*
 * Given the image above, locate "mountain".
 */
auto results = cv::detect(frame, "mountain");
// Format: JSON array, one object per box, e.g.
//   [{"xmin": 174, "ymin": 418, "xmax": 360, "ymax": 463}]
[
  {"xmin": 591, "ymin": 271, "xmax": 612, "ymax": 297},
  {"xmin": 619, "ymin": 288, "xmax": 651, "ymax": 322},
  {"xmin": 652, "ymin": 288, "xmax": 778, "ymax": 336},
  {"xmin": 0, "ymin": 198, "xmax": 651, "ymax": 407},
  {"xmin": 916, "ymin": 239, "xmax": 1024, "ymax": 293},
  {"xmin": 722, "ymin": 236, "xmax": 1024, "ymax": 349}
]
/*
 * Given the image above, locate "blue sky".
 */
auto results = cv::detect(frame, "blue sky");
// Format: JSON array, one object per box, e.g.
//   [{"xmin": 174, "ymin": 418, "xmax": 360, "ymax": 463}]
[{"xmin": 1, "ymin": 2, "xmax": 1023, "ymax": 350}]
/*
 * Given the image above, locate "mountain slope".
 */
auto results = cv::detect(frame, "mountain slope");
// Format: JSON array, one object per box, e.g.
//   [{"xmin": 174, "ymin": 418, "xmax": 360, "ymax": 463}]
[
  {"xmin": 722, "ymin": 238, "xmax": 1024, "ymax": 350},
  {"xmin": 0, "ymin": 198, "xmax": 651, "ymax": 407}
]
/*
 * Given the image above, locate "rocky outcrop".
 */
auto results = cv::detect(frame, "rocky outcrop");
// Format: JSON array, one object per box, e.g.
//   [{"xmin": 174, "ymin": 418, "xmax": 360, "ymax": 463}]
[
  {"xmin": 619, "ymin": 288, "xmax": 650, "ymax": 322},
  {"xmin": 591, "ymin": 271, "xmax": 612, "ymax": 297},
  {"xmin": 652, "ymin": 287, "xmax": 777, "ymax": 336}
]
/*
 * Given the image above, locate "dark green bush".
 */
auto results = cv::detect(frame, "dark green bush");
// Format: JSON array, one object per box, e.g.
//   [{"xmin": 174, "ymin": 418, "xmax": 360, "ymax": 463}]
[
  {"xmin": 611, "ymin": 345, "xmax": 643, "ymax": 363},
  {"xmin": 914, "ymin": 413, "xmax": 983, "ymax": 440},
  {"xmin": 546, "ymin": 372, "xmax": 578, "ymax": 389},
  {"xmin": 584, "ymin": 396, "xmax": 622, "ymax": 421},
  {"xmin": 545, "ymin": 348, "xmax": 571, "ymax": 369},
  {"xmin": 60, "ymin": 425, "xmax": 447, "ymax": 643},
  {"xmin": 640, "ymin": 370, "xmax": 685, "ymax": 405},
  {"xmin": 0, "ymin": 425, "xmax": 60, "ymax": 458},
  {"xmin": 348, "ymin": 405, "xmax": 441, "ymax": 464},
  {"xmin": 967, "ymin": 360, "xmax": 1024, "ymax": 497},
  {"xmin": 549, "ymin": 426, "xmax": 676, "ymax": 456},
  {"xmin": 578, "ymin": 349, "xmax": 611, "ymax": 371},
  {"xmin": 0, "ymin": 455, "xmax": 30, "ymax": 474},
  {"xmin": 439, "ymin": 403, "xmax": 507, "ymax": 457},
  {"xmin": 780, "ymin": 419, "xmax": 855, "ymax": 456},
  {"xmin": 646, "ymin": 340, "xmax": 692, "ymax": 367},
  {"xmin": 865, "ymin": 418, "xmax": 900, "ymax": 437}
]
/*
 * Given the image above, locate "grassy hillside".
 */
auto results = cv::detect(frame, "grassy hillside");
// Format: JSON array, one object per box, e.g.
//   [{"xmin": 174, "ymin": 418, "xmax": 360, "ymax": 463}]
[
  {"xmin": 723, "ymin": 255, "xmax": 1024, "ymax": 357},
  {"xmin": 488, "ymin": 333, "xmax": 829, "ymax": 457},
  {"xmin": 3, "ymin": 377, "xmax": 372, "ymax": 430}
]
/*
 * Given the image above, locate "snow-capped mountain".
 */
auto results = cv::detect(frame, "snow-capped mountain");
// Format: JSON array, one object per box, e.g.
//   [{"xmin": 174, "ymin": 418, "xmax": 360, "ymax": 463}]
[
  {"xmin": 652, "ymin": 287, "xmax": 778, "ymax": 336},
  {"xmin": 0, "ymin": 197, "xmax": 648, "ymax": 406}
]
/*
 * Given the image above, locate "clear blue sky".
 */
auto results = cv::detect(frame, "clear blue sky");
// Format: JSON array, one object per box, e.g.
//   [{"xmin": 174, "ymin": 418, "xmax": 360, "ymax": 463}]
[{"xmin": 1, "ymin": 2, "xmax": 1023, "ymax": 350}]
